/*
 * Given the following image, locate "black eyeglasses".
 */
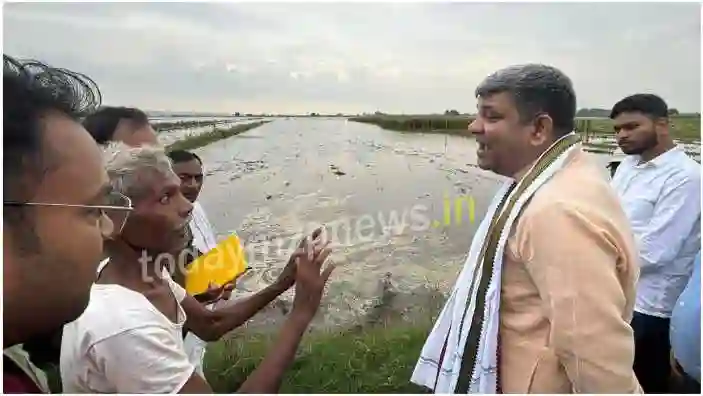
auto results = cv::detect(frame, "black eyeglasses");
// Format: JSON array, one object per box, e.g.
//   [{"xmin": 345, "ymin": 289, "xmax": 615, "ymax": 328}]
[{"xmin": 4, "ymin": 192, "xmax": 134, "ymax": 236}]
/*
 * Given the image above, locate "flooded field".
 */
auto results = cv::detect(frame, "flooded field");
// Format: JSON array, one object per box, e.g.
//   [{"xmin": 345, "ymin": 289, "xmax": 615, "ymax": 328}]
[{"xmin": 166, "ymin": 119, "xmax": 617, "ymax": 327}]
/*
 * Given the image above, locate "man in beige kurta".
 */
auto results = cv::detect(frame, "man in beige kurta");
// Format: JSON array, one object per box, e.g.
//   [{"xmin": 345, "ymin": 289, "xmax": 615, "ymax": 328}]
[
  {"xmin": 412, "ymin": 64, "xmax": 641, "ymax": 394},
  {"xmin": 500, "ymin": 148, "xmax": 641, "ymax": 393}
]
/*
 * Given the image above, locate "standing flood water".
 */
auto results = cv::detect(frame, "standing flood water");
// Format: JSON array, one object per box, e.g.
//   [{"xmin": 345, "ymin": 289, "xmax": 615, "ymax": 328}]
[{"xmin": 186, "ymin": 119, "xmax": 606, "ymax": 327}]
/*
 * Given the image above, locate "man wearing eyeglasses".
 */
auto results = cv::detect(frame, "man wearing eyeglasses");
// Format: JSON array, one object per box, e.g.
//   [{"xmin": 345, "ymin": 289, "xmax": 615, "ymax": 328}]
[{"xmin": 3, "ymin": 55, "xmax": 133, "ymax": 393}]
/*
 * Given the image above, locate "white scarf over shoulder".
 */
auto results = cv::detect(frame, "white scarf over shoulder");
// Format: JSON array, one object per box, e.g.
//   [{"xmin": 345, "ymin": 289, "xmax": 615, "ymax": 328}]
[{"xmin": 411, "ymin": 134, "xmax": 581, "ymax": 393}]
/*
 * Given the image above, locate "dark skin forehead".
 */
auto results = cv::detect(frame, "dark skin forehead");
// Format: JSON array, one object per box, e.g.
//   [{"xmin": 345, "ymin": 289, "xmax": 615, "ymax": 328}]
[
  {"xmin": 172, "ymin": 159, "xmax": 203, "ymax": 177},
  {"xmin": 477, "ymin": 92, "xmax": 521, "ymax": 119},
  {"xmin": 612, "ymin": 112, "xmax": 658, "ymax": 131},
  {"xmin": 33, "ymin": 111, "xmax": 110, "ymax": 205},
  {"xmin": 131, "ymin": 170, "xmax": 182, "ymax": 208},
  {"xmin": 153, "ymin": 173, "xmax": 182, "ymax": 198}
]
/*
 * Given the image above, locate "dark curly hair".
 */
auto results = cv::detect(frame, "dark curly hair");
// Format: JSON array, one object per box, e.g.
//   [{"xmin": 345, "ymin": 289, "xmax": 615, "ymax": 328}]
[{"xmin": 4, "ymin": 55, "xmax": 102, "ymax": 234}]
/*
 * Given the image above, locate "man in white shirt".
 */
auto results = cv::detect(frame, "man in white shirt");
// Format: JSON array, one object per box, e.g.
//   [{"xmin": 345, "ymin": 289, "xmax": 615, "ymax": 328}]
[
  {"xmin": 61, "ymin": 143, "xmax": 335, "ymax": 393},
  {"xmin": 610, "ymin": 93, "xmax": 701, "ymax": 393},
  {"xmin": 167, "ymin": 149, "xmax": 231, "ymax": 378}
]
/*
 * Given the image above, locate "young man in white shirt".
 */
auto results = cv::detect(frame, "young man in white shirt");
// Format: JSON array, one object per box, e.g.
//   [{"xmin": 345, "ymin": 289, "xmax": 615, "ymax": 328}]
[
  {"xmin": 167, "ymin": 149, "xmax": 232, "ymax": 378},
  {"xmin": 610, "ymin": 93, "xmax": 701, "ymax": 393},
  {"xmin": 60, "ymin": 143, "xmax": 335, "ymax": 393}
]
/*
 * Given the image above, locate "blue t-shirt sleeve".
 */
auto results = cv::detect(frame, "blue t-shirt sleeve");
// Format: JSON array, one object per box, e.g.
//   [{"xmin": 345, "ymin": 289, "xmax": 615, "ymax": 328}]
[{"xmin": 670, "ymin": 251, "xmax": 701, "ymax": 382}]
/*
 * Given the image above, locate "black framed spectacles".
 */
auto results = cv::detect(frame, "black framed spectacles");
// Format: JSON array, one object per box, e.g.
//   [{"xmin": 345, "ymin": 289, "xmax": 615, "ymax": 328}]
[{"xmin": 4, "ymin": 192, "xmax": 134, "ymax": 236}]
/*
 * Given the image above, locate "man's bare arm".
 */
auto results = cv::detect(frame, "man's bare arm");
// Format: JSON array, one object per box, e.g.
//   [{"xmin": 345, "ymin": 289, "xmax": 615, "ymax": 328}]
[
  {"xmin": 237, "ymin": 239, "xmax": 334, "ymax": 393},
  {"xmin": 181, "ymin": 282, "xmax": 287, "ymax": 342},
  {"xmin": 178, "ymin": 308, "xmax": 317, "ymax": 394},
  {"xmin": 181, "ymin": 229, "xmax": 326, "ymax": 341},
  {"xmin": 178, "ymin": 372, "xmax": 213, "ymax": 394},
  {"xmin": 237, "ymin": 312, "xmax": 310, "ymax": 393}
]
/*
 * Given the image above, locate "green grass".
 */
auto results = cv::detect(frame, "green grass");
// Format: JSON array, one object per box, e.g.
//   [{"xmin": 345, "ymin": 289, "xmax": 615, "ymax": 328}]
[
  {"xmin": 350, "ymin": 115, "xmax": 701, "ymax": 142},
  {"xmin": 166, "ymin": 121, "xmax": 270, "ymax": 151},
  {"xmin": 578, "ymin": 116, "xmax": 700, "ymax": 142},
  {"xmin": 349, "ymin": 115, "xmax": 471, "ymax": 136},
  {"xmin": 154, "ymin": 119, "xmax": 225, "ymax": 132},
  {"xmin": 204, "ymin": 323, "xmax": 433, "ymax": 393},
  {"xmin": 41, "ymin": 322, "xmax": 434, "ymax": 394},
  {"xmin": 153, "ymin": 118, "xmax": 264, "ymax": 132}
]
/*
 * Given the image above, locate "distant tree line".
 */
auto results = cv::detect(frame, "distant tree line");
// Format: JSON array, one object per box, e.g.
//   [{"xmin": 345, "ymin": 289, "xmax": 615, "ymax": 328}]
[
  {"xmin": 575, "ymin": 108, "xmax": 694, "ymax": 117},
  {"xmin": 575, "ymin": 108, "xmax": 611, "ymax": 117},
  {"xmin": 224, "ymin": 108, "xmax": 698, "ymax": 119}
]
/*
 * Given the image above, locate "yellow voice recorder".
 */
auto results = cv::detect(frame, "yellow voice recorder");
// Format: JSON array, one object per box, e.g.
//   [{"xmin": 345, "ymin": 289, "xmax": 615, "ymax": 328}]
[{"xmin": 185, "ymin": 233, "xmax": 249, "ymax": 295}]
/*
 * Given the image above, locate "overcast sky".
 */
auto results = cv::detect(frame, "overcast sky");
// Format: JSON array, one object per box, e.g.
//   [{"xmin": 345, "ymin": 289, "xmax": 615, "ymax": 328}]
[{"xmin": 4, "ymin": 2, "xmax": 700, "ymax": 114}]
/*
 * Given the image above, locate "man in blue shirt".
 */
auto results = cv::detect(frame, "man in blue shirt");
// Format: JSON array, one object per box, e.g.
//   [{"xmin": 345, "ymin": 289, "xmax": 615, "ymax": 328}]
[{"xmin": 670, "ymin": 250, "xmax": 701, "ymax": 393}]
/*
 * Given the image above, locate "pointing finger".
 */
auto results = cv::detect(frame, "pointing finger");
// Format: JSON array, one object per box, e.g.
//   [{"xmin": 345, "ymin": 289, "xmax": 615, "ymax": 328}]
[
  {"xmin": 314, "ymin": 247, "xmax": 332, "ymax": 269},
  {"xmin": 306, "ymin": 237, "xmax": 315, "ymax": 262},
  {"xmin": 290, "ymin": 247, "xmax": 306, "ymax": 261},
  {"xmin": 312, "ymin": 240, "xmax": 331, "ymax": 257},
  {"xmin": 297, "ymin": 231, "xmax": 314, "ymax": 249},
  {"xmin": 321, "ymin": 263, "xmax": 336, "ymax": 282}
]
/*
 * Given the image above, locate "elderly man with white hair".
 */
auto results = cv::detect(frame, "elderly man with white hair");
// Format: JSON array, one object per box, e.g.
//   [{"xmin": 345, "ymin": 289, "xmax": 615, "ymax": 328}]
[{"xmin": 60, "ymin": 143, "xmax": 335, "ymax": 393}]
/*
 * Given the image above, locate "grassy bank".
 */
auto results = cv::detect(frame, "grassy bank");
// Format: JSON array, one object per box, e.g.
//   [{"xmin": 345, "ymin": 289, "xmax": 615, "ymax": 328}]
[
  {"xmin": 41, "ymin": 322, "xmax": 434, "ymax": 393},
  {"xmin": 204, "ymin": 323, "xmax": 432, "ymax": 393},
  {"xmin": 166, "ymin": 121, "xmax": 270, "ymax": 151},
  {"xmin": 153, "ymin": 118, "xmax": 264, "ymax": 132},
  {"xmin": 576, "ymin": 116, "xmax": 700, "ymax": 142},
  {"xmin": 204, "ymin": 283, "xmax": 445, "ymax": 393},
  {"xmin": 154, "ymin": 119, "xmax": 224, "ymax": 132},
  {"xmin": 41, "ymin": 287, "xmax": 441, "ymax": 394},
  {"xmin": 350, "ymin": 115, "xmax": 471, "ymax": 137},
  {"xmin": 349, "ymin": 115, "xmax": 701, "ymax": 142}
]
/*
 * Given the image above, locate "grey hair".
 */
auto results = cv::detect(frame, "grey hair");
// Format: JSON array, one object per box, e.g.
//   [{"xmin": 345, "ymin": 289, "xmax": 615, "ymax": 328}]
[
  {"xmin": 475, "ymin": 64, "xmax": 576, "ymax": 137},
  {"xmin": 103, "ymin": 142, "xmax": 176, "ymax": 201}
]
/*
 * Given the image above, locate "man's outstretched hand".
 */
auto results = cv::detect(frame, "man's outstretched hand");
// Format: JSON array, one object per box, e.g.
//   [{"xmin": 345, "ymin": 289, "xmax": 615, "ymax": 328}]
[
  {"xmin": 275, "ymin": 227, "xmax": 325, "ymax": 290},
  {"xmin": 235, "ymin": 230, "xmax": 334, "ymax": 394},
  {"xmin": 290, "ymin": 235, "xmax": 334, "ymax": 320}
]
